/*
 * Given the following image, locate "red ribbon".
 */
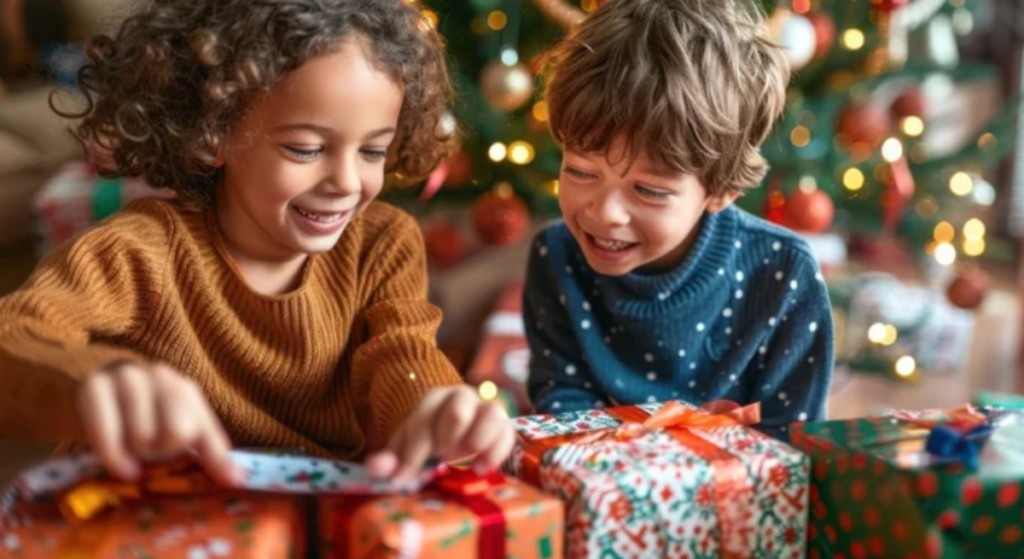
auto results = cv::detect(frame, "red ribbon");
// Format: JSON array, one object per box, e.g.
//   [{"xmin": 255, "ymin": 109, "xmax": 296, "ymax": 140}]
[
  {"xmin": 332, "ymin": 467, "xmax": 508, "ymax": 558},
  {"xmin": 430, "ymin": 468, "xmax": 507, "ymax": 559},
  {"xmin": 519, "ymin": 401, "xmax": 762, "ymax": 559}
]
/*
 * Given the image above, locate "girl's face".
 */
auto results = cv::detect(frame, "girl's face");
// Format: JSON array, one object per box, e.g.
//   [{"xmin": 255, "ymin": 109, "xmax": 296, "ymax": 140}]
[{"xmin": 216, "ymin": 38, "xmax": 404, "ymax": 262}]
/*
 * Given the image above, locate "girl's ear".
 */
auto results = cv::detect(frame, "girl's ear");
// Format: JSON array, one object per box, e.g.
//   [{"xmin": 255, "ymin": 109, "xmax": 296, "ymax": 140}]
[{"xmin": 707, "ymin": 190, "xmax": 741, "ymax": 214}]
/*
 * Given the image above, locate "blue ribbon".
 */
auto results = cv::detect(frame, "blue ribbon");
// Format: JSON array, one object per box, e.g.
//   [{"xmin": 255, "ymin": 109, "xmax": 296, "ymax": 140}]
[{"xmin": 925, "ymin": 423, "xmax": 994, "ymax": 469}]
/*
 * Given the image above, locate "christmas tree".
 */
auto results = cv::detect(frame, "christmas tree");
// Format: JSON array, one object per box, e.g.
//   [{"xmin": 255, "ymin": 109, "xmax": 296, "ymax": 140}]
[{"xmin": 410, "ymin": 0, "xmax": 1018, "ymax": 269}]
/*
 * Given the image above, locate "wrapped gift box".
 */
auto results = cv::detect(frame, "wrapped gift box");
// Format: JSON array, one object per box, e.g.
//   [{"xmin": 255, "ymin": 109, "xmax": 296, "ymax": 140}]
[
  {"xmin": 319, "ymin": 469, "xmax": 563, "ymax": 559},
  {"xmin": 33, "ymin": 161, "xmax": 172, "ymax": 256},
  {"xmin": 503, "ymin": 400, "xmax": 809, "ymax": 559},
  {"xmin": 791, "ymin": 406, "xmax": 1024, "ymax": 559},
  {"xmin": 1, "ymin": 451, "xmax": 564, "ymax": 559}
]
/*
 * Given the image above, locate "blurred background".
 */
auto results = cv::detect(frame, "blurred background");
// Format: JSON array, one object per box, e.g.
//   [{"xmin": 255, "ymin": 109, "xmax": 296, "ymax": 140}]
[{"xmin": 1, "ymin": 0, "xmax": 1023, "ymax": 442}]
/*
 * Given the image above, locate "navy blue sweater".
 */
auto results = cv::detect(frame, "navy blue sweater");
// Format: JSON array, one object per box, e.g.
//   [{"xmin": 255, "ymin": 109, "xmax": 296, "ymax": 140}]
[{"xmin": 523, "ymin": 206, "xmax": 834, "ymax": 439}]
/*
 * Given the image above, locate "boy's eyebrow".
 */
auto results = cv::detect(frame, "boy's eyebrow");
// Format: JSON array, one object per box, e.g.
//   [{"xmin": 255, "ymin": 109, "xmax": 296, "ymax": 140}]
[{"xmin": 272, "ymin": 123, "xmax": 396, "ymax": 140}]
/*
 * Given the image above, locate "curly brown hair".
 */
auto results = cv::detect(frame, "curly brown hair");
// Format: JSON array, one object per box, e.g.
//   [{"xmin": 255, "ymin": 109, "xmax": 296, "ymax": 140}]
[
  {"xmin": 545, "ymin": 0, "xmax": 789, "ymax": 196},
  {"xmin": 56, "ymin": 0, "xmax": 454, "ymax": 202}
]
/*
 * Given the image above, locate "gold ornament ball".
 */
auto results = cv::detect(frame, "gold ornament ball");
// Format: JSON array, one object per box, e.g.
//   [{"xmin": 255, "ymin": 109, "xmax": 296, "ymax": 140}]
[{"xmin": 480, "ymin": 60, "xmax": 535, "ymax": 112}]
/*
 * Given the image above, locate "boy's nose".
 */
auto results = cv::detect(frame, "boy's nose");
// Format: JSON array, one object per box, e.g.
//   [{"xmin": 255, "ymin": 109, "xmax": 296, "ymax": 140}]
[{"xmin": 587, "ymin": 192, "xmax": 630, "ymax": 227}]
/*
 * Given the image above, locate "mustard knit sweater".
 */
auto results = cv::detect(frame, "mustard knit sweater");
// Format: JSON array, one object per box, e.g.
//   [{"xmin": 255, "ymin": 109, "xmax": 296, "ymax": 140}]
[{"xmin": 0, "ymin": 198, "xmax": 462, "ymax": 458}]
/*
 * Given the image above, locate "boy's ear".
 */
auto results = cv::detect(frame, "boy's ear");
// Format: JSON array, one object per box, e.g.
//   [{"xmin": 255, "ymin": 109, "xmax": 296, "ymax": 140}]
[{"xmin": 707, "ymin": 190, "xmax": 741, "ymax": 214}]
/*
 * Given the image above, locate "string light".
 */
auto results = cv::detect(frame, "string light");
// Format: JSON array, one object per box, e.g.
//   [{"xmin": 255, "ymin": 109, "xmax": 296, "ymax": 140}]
[
  {"xmin": 868, "ymin": 323, "xmax": 887, "ymax": 344},
  {"xmin": 949, "ymin": 172, "xmax": 973, "ymax": 196},
  {"xmin": 843, "ymin": 168, "xmax": 865, "ymax": 191},
  {"xmin": 508, "ymin": 141, "xmax": 535, "ymax": 165},
  {"xmin": 978, "ymin": 133, "xmax": 996, "ymax": 151},
  {"xmin": 532, "ymin": 101, "xmax": 549, "ymax": 122},
  {"xmin": 545, "ymin": 179, "xmax": 560, "ymax": 196},
  {"xmin": 488, "ymin": 142, "xmax": 507, "ymax": 162},
  {"xmin": 478, "ymin": 381, "xmax": 498, "ymax": 401},
  {"xmin": 933, "ymin": 221, "xmax": 955, "ymax": 243},
  {"xmin": 882, "ymin": 325, "xmax": 898, "ymax": 346},
  {"xmin": 895, "ymin": 356, "xmax": 917, "ymax": 377},
  {"xmin": 901, "ymin": 117, "xmax": 925, "ymax": 137},
  {"xmin": 500, "ymin": 48, "xmax": 519, "ymax": 66},
  {"xmin": 487, "ymin": 10, "xmax": 508, "ymax": 30},
  {"xmin": 791, "ymin": 126, "xmax": 811, "ymax": 147},
  {"xmin": 915, "ymin": 197, "xmax": 938, "ymax": 218},
  {"xmin": 934, "ymin": 242, "xmax": 957, "ymax": 266},
  {"xmin": 963, "ymin": 218, "xmax": 985, "ymax": 240},
  {"xmin": 881, "ymin": 137, "xmax": 903, "ymax": 162},
  {"xmin": 963, "ymin": 238, "xmax": 986, "ymax": 257},
  {"xmin": 843, "ymin": 29, "xmax": 866, "ymax": 50}
]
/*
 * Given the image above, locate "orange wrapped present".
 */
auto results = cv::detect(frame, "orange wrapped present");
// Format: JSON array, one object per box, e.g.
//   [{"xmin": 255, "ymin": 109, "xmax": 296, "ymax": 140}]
[
  {"xmin": 0, "ymin": 492, "xmax": 302, "ymax": 559},
  {"xmin": 320, "ymin": 469, "xmax": 563, "ymax": 559}
]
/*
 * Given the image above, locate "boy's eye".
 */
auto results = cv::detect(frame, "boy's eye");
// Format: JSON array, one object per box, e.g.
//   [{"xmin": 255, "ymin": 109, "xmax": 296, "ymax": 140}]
[
  {"xmin": 283, "ymin": 145, "xmax": 322, "ymax": 160},
  {"xmin": 565, "ymin": 167, "xmax": 596, "ymax": 180},
  {"xmin": 635, "ymin": 184, "xmax": 671, "ymax": 200},
  {"xmin": 361, "ymin": 149, "xmax": 388, "ymax": 162}
]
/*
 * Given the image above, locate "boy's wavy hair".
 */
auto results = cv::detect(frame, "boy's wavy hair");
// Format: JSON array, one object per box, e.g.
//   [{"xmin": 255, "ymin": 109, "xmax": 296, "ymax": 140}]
[
  {"xmin": 56, "ymin": 0, "xmax": 453, "ymax": 203},
  {"xmin": 545, "ymin": 0, "xmax": 789, "ymax": 196}
]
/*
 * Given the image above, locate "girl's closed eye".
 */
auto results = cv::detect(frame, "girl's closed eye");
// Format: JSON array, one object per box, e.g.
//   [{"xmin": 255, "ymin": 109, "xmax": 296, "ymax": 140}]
[
  {"xmin": 360, "ymin": 148, "xmax": 388, "ymax": 162},
  {"xmin": 283, "ymin": 145, "xmax": 322, "ymax": 161},
  {"xmin": 634, "ymin": 184, "xmax": 671, "ymax": 200},
  {"xmin": 565, "ymin": 167, "xmax": 596, "ymax": 180}
]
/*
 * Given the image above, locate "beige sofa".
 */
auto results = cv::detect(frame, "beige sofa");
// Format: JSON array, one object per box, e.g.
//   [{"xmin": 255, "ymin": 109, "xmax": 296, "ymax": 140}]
[{"xmin": 0, "ymin": 0, "xmax": 138, "ymax": 250}]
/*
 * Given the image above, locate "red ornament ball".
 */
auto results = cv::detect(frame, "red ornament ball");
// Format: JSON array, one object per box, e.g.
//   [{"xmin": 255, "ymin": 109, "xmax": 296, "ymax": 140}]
[
  {"xmin": 444, "ymin": 150, "xmax": 473, "ymax": 187},
  {"xmin": 875, "ymin": 0, "xmax": 908, "ymax": 13},
  {"xmin": 472, "ymin": 189, "xmax": 531, "ymax": 246},
  {"xmin": 946, "ymin": 267, "xmax": 990, "ymax": 310},
  {"xmin": 891, "ymin": 87, "xmax": 926, "ymax": 120},
  {"xmin": 837, "ymin": 101, "xmax": 891, "ymax": 150},
  {"xmin": 423, "ymin": 221, "xmax": 468, "ymax": 268},
  {"xmin": 784, "ymin": 187, "xmax": 834, "ymax": 233},
  {"xmin": 807, "ymin": 11, "xmax": 836, "ymax": 60}
]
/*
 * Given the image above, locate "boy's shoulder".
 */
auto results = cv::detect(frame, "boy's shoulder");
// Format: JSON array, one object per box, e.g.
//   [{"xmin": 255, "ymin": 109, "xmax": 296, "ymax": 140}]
[
  {"xmin": 729, "ymin": 207, "xmax": 819, "ymax": 270},
  {"xmin": 532, "ymin": 220, "xmax": 577, "ymax": 258}
]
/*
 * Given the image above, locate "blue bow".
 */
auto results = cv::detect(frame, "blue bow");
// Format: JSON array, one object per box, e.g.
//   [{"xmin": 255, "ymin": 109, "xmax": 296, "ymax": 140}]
[{"xmin": 925, "ymin": 422, "xmax": 993, "ymax": 469}]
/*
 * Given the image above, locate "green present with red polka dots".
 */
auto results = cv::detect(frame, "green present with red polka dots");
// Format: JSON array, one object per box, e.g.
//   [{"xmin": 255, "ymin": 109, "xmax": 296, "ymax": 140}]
[{"xmin": 791, "ymin": 410, "xmax": 1024, "ymax": 559}]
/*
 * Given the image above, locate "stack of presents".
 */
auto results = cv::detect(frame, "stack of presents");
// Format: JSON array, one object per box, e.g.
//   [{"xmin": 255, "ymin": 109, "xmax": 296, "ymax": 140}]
[{"xmin": 3, "ymin": 394, "xmax": 1023, "ymax": 558}]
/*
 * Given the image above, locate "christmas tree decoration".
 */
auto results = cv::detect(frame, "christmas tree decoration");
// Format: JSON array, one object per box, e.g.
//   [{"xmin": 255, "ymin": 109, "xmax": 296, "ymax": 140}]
[
  {"xmin": 784, "ymin": 177, "xmax": 834, "ymax": 233},
  {"xmin": 881, "ymin": 156, "xmax": 916, "ymax": 232},
  {"xmin": 529, "ymin": 0, "xmax": 586, "ymax": 30},
  {"xmin": 443, "ymin": 149, "xmax": 473, "ymax": 187},
  {"xmin": 770, "ymin": 9, "xmax": 818, "ymax": 71},
  {"xmin": 472, "ymin": 185, "xmax": 531, "ymax": 246},
  {"xmin": 433, "ymin": 110, "xmax": 458, "ymax": 141},
  {"xmin": 946, "ymin": 265, "xmax": 990, "ymax": 310},
  {"xmin": 873, "ymin": 0, "xmax": 908, "ymax": 13},
  {"xmin": 480, "ymin": 59, "xmax": 535, "ymax": 111},
  {"xmin": 807, "ymin": 11, "xmax": 836, "ymax": 60},
  {"xmin": 836, "ymin": 101, "xmax": 891, "ymax": 151},
  {"xmin": 890, "ymin": 86, "xmax": 926, "ymax": 120},
  {"xmin": 423, "ymin": 220, "xmax": 469, "ymax": 268}
]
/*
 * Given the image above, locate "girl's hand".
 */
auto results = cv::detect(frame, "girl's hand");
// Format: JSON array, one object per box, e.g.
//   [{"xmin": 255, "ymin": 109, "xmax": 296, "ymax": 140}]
[
  {"xmin": 76, "ymin": 362, "xmax": 241, "ymax": 485},
  {"xmin": 365, "ymin": 385, "xmax": 516, "ymax": 483}
]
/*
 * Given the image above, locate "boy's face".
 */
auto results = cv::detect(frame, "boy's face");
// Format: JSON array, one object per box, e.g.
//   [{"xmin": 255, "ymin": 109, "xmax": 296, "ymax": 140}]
[
  {"xmin": 559, "ymin": 135, "xmax": 739, "ymax": 276},
  {"xmin": 217, "ymin": 38, "xmax": 403, "ymax": 261}
]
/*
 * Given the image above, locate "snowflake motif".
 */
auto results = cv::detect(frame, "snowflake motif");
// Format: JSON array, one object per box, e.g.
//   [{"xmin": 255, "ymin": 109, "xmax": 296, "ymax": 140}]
[
  {"xmin": 778, "ymin": 392, "xmax": 788, "ymax": 400},
  {"xmin": 775, "ymin": 271, "xmax": 784, "ymax": 281},
  {"xmin": 764, "ymin": 258, "xmax": 770, "ymax": 265},
  {"xmin": 581, "ymin": 320, "xmax": 591, "ymax": 329},
  {"xmin": 645, "ymin": 353, "xmax": 655, "ymax": 362},
  {"xmin": 718, "ymin": 268, "xmax": 725, "ymax": 275},
  {"xmin": 647, "ymin": 372, "xmax": 657, "ymax": 381},
  {"xmin": 758, "ymin": 346, "xmax": 767, "ymax": 355},
  {"xmin": 729, "ymin": 374, "xmax": 737, "ymax": 382},
  {"xmin": 769, "ymin": 317, "xmax": 777, "ymax": 327},
  {"xmin": 723, "ymin": 308, "xmax": 733, "ymax": 318},
  {"xmin": 809, "ymin": 322, "xmax": 818, "ymax": 332},
  {"xmin": 735, "ymin": 240, "xmax": 742, "ymax": 249},
  {"xmin": 565, "ymin": 265, "xmax": 573, "ymax": 274},
  {"xmin": 696, "ymin": 323, "xmax": 705, "ymax": 332},
  {"xmin": 798, "ymin": 412, "xmax": 808, "ymax": 421},
  {"xmin": 678, "ymin": 349, "xmax": 687, "ymax": 357},
  {"xmin": 539, "ymin": 245, "xmax": 549, "ymax": 257},
  {"xmin": 565, "ymin": 364, "xmax": 577, "ymax": 376},
  {"xmin": 735, "ymin": 289, "xmax": 744, "ymax": 299},
  {"xmin": 543, "ymin": 349, "xmax": 551, "ymax": 357},
  {"xmin": 790, "ymin": 280, "xmax": 798, "ymax": 291},
  {"xmin": 689, "ymin": 363, "xmax": 697, "ymax": 370},
  {"xmin": 725, "ymin": 327, "xmax": 732, "ymax": 335},
  {"xmin": 603, "ymin": 336, "xmax": 611, "ymax": 343},
  {"xmin": 582, "ymin": 301, "xmax": 591, "ymax": 311},
  {"xmin": 808, "ymin": 357, "xmax": 815, "ymax": 364},
  {"xmin": 689, "ymin": 380, "xmax": 697, "ymax": 388},
  {"xmin": 735, "ymin": 271, "xmax": 744, "ymax": 281},
  {"xmin": 773, "ymin": 241, "xmax": 782, "ymax": 251}
]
